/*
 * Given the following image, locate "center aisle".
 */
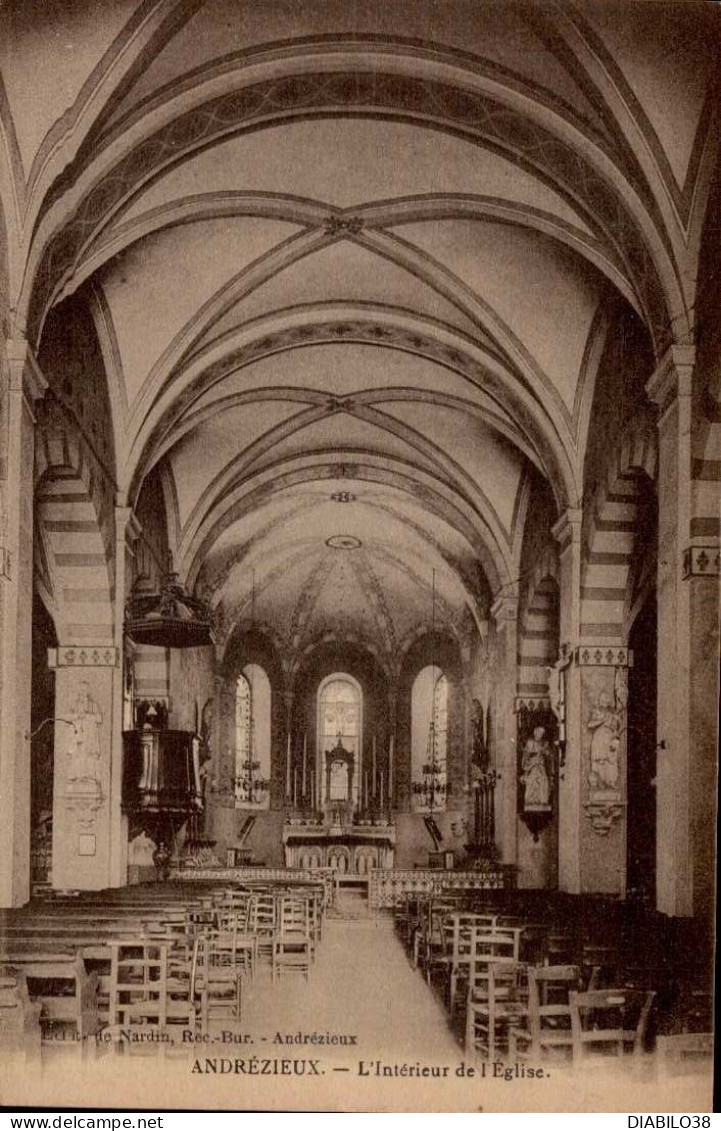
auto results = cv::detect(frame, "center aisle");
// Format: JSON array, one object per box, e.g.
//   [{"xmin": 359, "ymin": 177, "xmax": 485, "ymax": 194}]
[{"xmin": 241, "ymin": 913, "xmax": 462, "ymax": 1065}]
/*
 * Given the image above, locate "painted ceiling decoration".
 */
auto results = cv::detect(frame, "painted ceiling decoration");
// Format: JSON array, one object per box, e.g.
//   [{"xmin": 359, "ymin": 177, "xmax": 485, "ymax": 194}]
[{"xmin": 2, "ymin": 0, "xmax": 718, "ymax": 667}]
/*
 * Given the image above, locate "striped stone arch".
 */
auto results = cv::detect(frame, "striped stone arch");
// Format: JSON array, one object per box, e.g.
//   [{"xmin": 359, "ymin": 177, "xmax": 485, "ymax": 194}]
[
  {"xmin": 517, "ymin": 550, "xmax": 560, "ymax": 707},
  {"xmin": 692, "ymin": 380, "xmax": 721, "ymax": 546},
  {"xmin": 581, "ymin": 421, "xmax": 658, "ymax": 645},
  {"xmin": 34, "ymin": 419, "xmax": 115, "ymax": 645}
]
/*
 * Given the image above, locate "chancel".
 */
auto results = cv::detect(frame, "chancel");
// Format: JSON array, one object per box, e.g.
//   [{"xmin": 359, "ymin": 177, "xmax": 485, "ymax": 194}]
[{"xmin": 0, "ymin": 0, "xmax": 718, "ymax": 1110}]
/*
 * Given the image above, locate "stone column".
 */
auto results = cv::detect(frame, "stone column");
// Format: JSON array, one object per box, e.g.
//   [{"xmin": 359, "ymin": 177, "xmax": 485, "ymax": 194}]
[
  {"xmin": 0, "ymin": 340, "xmax": 47, "ymax": 906},
  {"xmin": 49, "ymin": 644, "xmax": 119, "ymax": 890},
  {"xmin": 552, "ymin": 508, "xmax": 583, "ymax": 893},
  {"xmin": 553, "ymin": 505, "xmax": 630, "ymax": 896},
  {"xmin": 647, "ymin": 345, "xmax": 717, "ymax": 919},
  {"xmin": 575, "ymin": 644, "xmax": 631, "ymax": 896},
  {"xmin": 490, "ymin": 591, "xmax": 519, "ymax": 868},
  {"xmin": 109, "ymin": 507, "xmax": 141, "ymax": 887}
]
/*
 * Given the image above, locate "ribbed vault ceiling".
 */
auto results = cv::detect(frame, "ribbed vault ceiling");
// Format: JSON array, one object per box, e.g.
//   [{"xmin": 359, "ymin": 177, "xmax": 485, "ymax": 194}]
[{"xmin": 2, "ymin": 0, "xmax": 717, "ymax": 657}]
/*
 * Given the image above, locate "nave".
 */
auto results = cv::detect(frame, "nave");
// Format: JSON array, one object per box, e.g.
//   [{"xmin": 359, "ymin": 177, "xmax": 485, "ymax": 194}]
[
  {"xmin": 0, "ymin": 877, "xmax": 714, "ymax": 1111},
  {"xmin": 1, "ymin": 0, "xmax": 719, "ymax": 1113}
]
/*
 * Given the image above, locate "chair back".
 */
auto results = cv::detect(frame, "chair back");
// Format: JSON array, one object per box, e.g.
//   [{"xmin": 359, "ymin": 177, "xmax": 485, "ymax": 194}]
[
  {"xmin": 569, "ymin": 988, "xmax": 656, "ymax": 1061},
  {"xmin": 467, "ymin": 930, "xmax": 520, "ymax": 1001},
  {"xmin": 525, "ymin": 963, "xmax": 581, "ymax": 1057}
]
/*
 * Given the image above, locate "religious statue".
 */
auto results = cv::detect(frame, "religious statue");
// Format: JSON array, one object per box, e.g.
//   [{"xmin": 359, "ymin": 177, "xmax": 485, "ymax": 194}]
[
  {"xmin": 191, "ymin": 734, "xmax": 203, "ymax": 803},
  {"xmin": 67, "ymin": 682, "xmax": 103, "ymax": 783},
  {"xmin": 587, "ymin": 671, "xmax": 626, "ymax": 790},
  {"xmin": 329, "ymin": 758, "xmax": 349, "ymax": 802},
  {"xmin": 470, "ymin": 697, "xmax": 489, "ymax": 771},
  {"xmin": 520, "ymin": 726, "xmax": 552, "ymax": 809},
  {"xmin": 198, "ymin": 698, "xmax": 214, "ymax": 818},
  {"xmin": 547, "ymin": 657, "xmax": 566, "ymax": 741},
  {"xmin": 200, "ymin": 698, "xmax": 213, "ymax": 753}
]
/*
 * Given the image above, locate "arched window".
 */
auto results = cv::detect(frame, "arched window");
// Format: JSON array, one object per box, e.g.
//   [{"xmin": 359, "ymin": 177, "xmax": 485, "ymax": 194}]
[
  {"xmin": 317, "ymin": 675, "xmax": 362, "ymax": 807},
  {"xmin": 234, "ymin": 664, "xmax": 271, "ymax": 809},
  {"xmin": 411, "ymin": 667, "xmax": 448, "ymax": 812}
]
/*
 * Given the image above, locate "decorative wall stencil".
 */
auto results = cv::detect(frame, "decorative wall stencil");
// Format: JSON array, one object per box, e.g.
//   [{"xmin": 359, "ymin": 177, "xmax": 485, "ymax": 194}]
[
  {"xmin": 50, "ymin": 646, "xmax": 118, "ymax": 668},
  {"xmin": 584, "ymin": 667, "xmax": 627, "ymax": 835},
  {"xmin": 575, "ymin": 646, "xmax": 632, "ymax": 668},
  {"xmin": 64, "ymin": 682, "xmax": 105, "ymax": 826},
  {"xmin": 682, "ymin": 545, "xmax": 721, "ymax": 578},
  {"xmin": 67, "ymin": 683, "xmax": 102, "ymax": 784}
]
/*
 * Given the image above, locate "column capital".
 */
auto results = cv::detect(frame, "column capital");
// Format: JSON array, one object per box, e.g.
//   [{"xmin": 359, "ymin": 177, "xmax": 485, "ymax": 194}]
[
  {"xmin": 115, "ymin": 505, "xmax": 142, "ymax": 546},
  {"xmin": 645, "ymin": 344, "xmax": 695, "ymax": 414},
  {"xmin": 552, "ymin": 507, "xmax": 583, "ymax": 549},
  {"xmin": 5, "ymin": 338, "xmax": 48, "ymax": 407},
  {"xmin": 490, "ymin": 591, "xmax": 518, "ymax": 626}
]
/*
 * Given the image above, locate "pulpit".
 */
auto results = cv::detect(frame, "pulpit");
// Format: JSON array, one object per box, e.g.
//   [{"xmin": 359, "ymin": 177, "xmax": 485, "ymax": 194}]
[{"xmin": 122, "ymin": 727, "xmax": 203, "ymax": 872}]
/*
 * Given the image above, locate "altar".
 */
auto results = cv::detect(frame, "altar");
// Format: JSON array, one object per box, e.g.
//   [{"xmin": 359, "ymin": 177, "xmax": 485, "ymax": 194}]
[
  {"xmin": 283, "ymin": 735, "xmax": 395, "ymax": 872},
  {"xmin": 282, "ymin": 818, "xmax": 395, "ymax": 872}
]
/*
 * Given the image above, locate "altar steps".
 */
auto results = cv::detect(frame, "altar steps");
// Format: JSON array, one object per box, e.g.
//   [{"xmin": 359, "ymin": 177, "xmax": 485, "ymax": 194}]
[{"xmin": 328, "ymin": 889, "xmax": 370, "ymax": 920}]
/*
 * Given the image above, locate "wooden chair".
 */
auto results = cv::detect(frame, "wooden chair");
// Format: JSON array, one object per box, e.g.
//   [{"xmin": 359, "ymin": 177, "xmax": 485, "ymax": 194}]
[
  {"xmin": 569, "ymin": 988, "xmax": 655, "ymax": 1063},
  {"xmin": 467, "ymin": 960, "xmax": 528, "ymax": 1062},
  {"xmin": 271, "ymin": 933, "xmax": 312, "ymax": 982},
  {"xmin": 107, "ymin": 942, "xmax": 196, "ymax": 1045},
  {"xmin": 248, "ymin": 893, "xmax": 276, "ymax": 960},
  {"xmin": 512, "ymin": 964, "xmax": 581, "ymax": 1060},
  {"xmin": 272, "ymin": 896, "xmax": 313, "ymax": 982},
  {"xmin": 441, "ymin": 913, "xmax": 499, "ymax": 1014},
  {"xmin": 415, "ymin": 898, "xmax": 456, "ymax": 978},
  {"xmin": 213, "ymin": 906, "xmax": 257, "ymax": 979},
  {"xmin": 192, "ymin": 934, "xmax": 243, "ymax": 1030},
  {"xmin": 464, "ymin": 930, "xmax": 522, "ymax": 1051},
  {"xmin": 407, "ymin": 894, "xmax": 431, "ymax": 965}
]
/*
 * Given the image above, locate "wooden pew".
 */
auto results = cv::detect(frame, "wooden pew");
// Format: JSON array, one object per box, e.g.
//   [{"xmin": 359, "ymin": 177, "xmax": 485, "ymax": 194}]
[
  {"xmin": 0, "ymin": 970, "xmax": 42, "ymax": 1059},
  {"xmin": 0, "ymin": 953, "xmax": 100, "ymax": 1052}
]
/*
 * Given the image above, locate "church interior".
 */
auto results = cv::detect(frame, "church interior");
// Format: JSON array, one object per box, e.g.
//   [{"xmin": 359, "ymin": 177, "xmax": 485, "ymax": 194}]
[{"xmin": 0, "ymin": 0, "xmax": 718, "ymax": 1106}]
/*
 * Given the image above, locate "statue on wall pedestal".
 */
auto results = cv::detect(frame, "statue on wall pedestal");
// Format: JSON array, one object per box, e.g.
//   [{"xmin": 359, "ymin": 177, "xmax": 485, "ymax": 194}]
[
  {"xmin": 516, "ymin": 703, "xmax": 557, "ymax": 841},
  {"xmin": 521, "ymin": 726, "xmax": 552, "ymax": 810},
  {"xmin": 470, "ymin": 697, "xmax": 489, "ymax": 771}
]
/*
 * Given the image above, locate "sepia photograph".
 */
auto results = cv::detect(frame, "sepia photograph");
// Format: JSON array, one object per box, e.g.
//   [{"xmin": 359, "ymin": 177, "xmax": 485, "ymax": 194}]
[{"xmin": 0, "ymin": 0, "xmax": 718, "ymax": 1114}]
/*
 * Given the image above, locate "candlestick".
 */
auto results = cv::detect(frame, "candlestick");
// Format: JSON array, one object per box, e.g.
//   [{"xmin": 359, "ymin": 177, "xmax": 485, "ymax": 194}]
[
  {"xmin": 372, "ymin": 733, "xmax": 377, "ymax": 797},
  {"xmin": 302, "ymin": 733, "xmax": 307, "ymax": 798},
  {"xmin": 380, "ymin": 769, "xmax": 384, "ymax": 809},
  {"xmin": 388, "ymin": 734, "xmax": 394, "ymax": 807},
  {"xmin": 293, "ymin": 767, "xmax": 298, "ymax": 809},
  {"xmin": 286, "ymin": 731, "xmax": 291, "ymax": 796}
]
